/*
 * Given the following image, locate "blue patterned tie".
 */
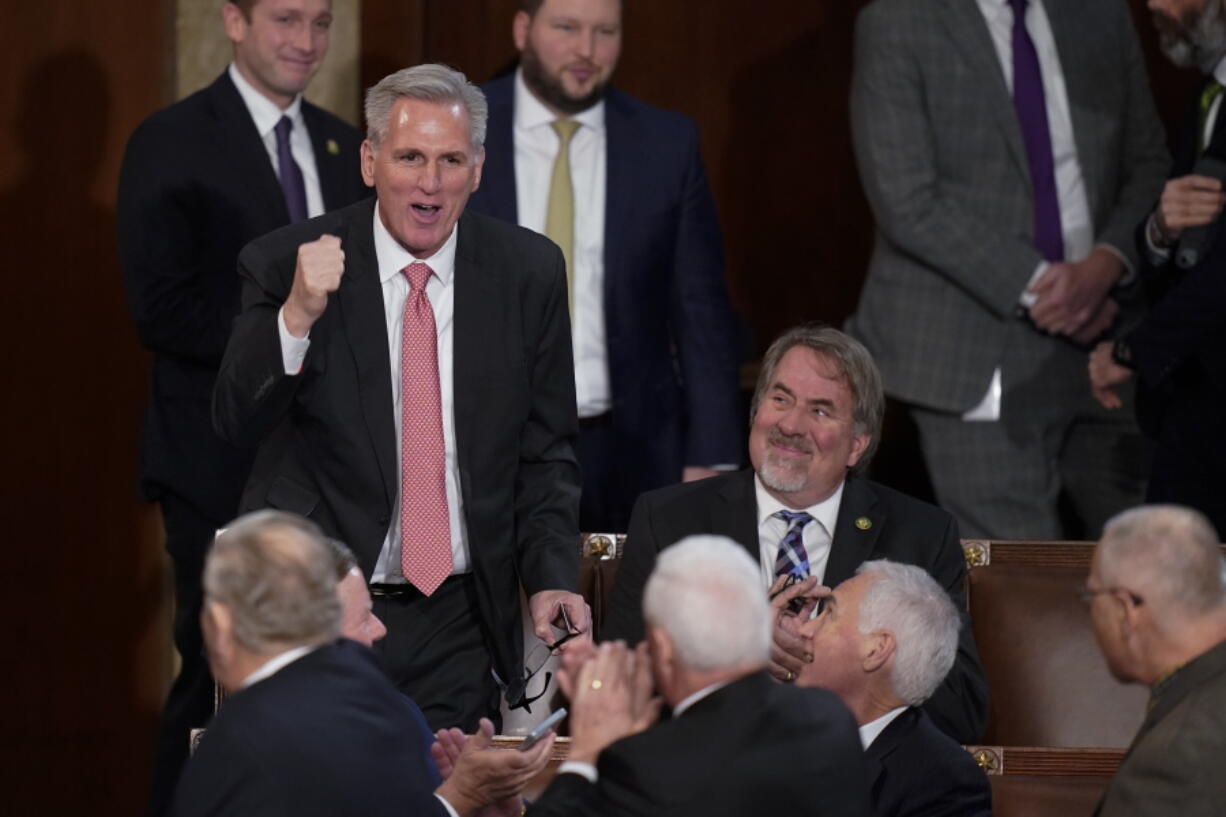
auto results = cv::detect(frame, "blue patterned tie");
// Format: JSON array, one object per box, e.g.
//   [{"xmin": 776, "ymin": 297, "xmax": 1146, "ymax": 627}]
[
  {"xmin": 774, "ymin": 510, "xmax": 813, "ymax": 579},
  {"xmin": 1009, "ymin": 0, "xmax": 1064, "ymax": 261},
  {"xmin": 274, "ymin": 116, "xmax": 308, "ymax": 223}
]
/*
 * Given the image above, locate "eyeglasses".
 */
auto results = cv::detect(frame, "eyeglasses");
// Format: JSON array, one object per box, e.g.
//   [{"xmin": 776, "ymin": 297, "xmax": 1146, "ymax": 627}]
[
  {"xmin": 510, "ymin": 624, "xmax": 580, "ymax": 712},
  {"xmin": 770, "ymin": 571, "xmax": 828, "ymax": 617},
  {"xmin": 1077, "ymin": 585, "xmax": 1144, "ymax": 606}
]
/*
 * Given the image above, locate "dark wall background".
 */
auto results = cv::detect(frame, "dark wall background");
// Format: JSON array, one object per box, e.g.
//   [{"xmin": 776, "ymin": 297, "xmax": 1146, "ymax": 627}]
[{"xmin": 0, "ymin": 1, "xmax": 1200, "ymax": 814}]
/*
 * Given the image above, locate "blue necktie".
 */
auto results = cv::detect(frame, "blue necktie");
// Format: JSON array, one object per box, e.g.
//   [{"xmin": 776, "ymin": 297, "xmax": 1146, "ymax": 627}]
[
  {"xmin": 1009, "ymin": 0, "xmax": 1064, "ymax": 261},
  {"xmin": 774, "ymin": 510, "xmax": 813, "ymax": 579},
  {"xmin": 274, "ymin": 116, "xmax": 308, "ymax": 223}
]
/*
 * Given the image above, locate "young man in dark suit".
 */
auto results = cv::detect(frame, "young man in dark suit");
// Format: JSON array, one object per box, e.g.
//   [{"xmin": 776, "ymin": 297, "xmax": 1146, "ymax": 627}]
[
  {"xmin": 116, "ymin": 1, "xmax": 367, "ymax": 811},
  {"xmin": 213, "ymin": 63, "xmax": 588, "ymax": 733},
  {"xmin": 467, "ymin": 0, "xmax": 743, "ymax": 533},
  {"xmin": 603, "ymin": 324, "xmax": 989, "ymax": 744},
  {"xmin": 780, "ymin": 559, "xmax": 992, "ymax": 817}
]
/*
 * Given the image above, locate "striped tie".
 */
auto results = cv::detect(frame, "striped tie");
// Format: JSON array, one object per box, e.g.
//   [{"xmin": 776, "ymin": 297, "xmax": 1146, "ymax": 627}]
[{"xmin": 774, "ymin": 510, "xmax": 813, "ymax": 579}]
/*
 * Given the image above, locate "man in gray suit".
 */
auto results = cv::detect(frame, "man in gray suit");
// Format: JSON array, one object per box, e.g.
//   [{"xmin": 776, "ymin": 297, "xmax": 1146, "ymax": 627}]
[
  {"xmin": 1089, "ymin": 505, "xmax": 1226, "ymax": 817},
  {"xmin": 847, "ymin": 0, "xmax": 1169, "ymax": 539}
]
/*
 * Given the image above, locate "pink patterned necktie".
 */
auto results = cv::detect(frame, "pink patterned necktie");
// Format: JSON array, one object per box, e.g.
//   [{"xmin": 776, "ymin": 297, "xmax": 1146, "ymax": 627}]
[{"xmin": 399, "ymin": 262, "xmax": 452, "ymax": 595}]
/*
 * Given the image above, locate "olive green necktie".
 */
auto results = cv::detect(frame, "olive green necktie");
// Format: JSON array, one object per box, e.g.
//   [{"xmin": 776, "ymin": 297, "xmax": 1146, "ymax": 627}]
[
  {"xmin": 1199, "ymin": 80, "xmax": 1223, "ymax": 154},
  {"xmin": 545, "ymin": 119, "xmax": 581, "ymax": 313}
]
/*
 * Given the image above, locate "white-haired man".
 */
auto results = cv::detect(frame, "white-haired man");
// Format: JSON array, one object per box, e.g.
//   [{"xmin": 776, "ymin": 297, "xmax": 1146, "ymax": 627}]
[
  {"xmin": 173, "ymin": 511, "xmax": 554, "ymax": 817},
  {"xmin": 778, "ymin": 560, "xmax": 991, "ymax": 817},
  {"xmin": 1088, "ymin": 506, "xmax": 1226, "ymax": 817},
  {"xmin": 528, "ymin": 535, "xmax": 873, "ymax": 816}
]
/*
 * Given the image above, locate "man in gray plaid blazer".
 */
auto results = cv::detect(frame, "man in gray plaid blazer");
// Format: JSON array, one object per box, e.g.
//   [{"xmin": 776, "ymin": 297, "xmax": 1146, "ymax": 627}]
[{"xmin": 846, "ymin": 0, "xmax": 1170, "ymax": 539}]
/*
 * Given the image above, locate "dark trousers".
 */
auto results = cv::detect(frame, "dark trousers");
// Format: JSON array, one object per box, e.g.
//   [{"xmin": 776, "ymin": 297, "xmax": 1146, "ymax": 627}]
[
  {"xmin": 371, "ymin": 574, "xmax": 501, "ymax": 733},
  {"xmin": 145, "ymin": 495, "xmax": 219, "ymax": 817}
]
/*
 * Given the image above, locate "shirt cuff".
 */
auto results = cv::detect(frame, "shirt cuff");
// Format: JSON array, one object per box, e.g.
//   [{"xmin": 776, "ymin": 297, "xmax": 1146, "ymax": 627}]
[
  {"xmin": 1144, "ymin": 214, "xmax": 1174, "ymax": 265},
  {"xmin": 277, "ymin": 306, "xmax": 310, "ymax": 375},
  {"xmin": 434, "ymin": 794, "xmax": 461, "ymax": 817},
  {"xmin": 558, "ymin": 761, "xmax": 598, "ymax": 783},
  {"xmin": 1018, "ymin": 261, "xmax": 1047, "ymax": 309}
]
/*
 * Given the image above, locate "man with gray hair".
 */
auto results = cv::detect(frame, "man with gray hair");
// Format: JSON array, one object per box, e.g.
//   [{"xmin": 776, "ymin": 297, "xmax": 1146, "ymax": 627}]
[
  {"xmin": 213, "ymin": 63, "xmax": 588, "ymax": 731},
  {"xmin": 527, "ymin": 535, "xmax": 872, "ymax": 816},
  {"xmin": 1088, "ymin": 505, "xmax": 1226, "ymax": 816},
  {"xmin": 777, "ymin": 560, "xmax": 991, "ymax": 817},
  {"xmin": 604, "ymin": 323, "xmax": 988, "ymax": 744},
  {"xmin": 173, "ymin": 510, "xmax": 556, "ymax": 817}
]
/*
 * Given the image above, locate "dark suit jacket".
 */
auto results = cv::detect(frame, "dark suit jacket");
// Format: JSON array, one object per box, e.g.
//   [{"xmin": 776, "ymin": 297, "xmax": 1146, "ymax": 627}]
[
  {"xmin": 529, "ymin": 671, "xmax": 873, "ymax": 817},
  {"xmin": 603, "ymin": 469, "xmax": 989, "ymax": 743},
  {"xmin": 171, "ymin": 640, "xmax": 447, "ymax": 817},
  {"xmin": 866, "ymin": 707, "xmax": 991, "ymax": 817},
  {"xmin": 212, "ymin": 200, "xmax": 580, "ymax": 703},
  {"xmin": 1095, "ymin": 639, "xmax": 1226, "ymax": 817},
  {"xmin": 118, "ymin": 71, "xmax": 367, "ymax": 530},
  {"xmin": 1126, "ymin": 79, "xmax": 1226, "ymax": 533},
  {"xmin": 468, "ymin": 74, "xmax": 742, "ymax": 492}
]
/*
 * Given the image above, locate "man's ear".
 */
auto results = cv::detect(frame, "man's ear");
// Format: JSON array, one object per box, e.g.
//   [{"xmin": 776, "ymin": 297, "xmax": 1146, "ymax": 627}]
[
  {"xmin": 221, "ymin": 2, "xmax": 248, "ymax": 46},
  {"xmin": 861, "ymin": 629, "xmax": 896, "ymax": 675},
  {"xmin": 646, "ymin": 626, "xmax": 673, "ymax": 689},
  {"xmin": 512, "ymin": 10, "xmax": 531, "ymax": 52}
]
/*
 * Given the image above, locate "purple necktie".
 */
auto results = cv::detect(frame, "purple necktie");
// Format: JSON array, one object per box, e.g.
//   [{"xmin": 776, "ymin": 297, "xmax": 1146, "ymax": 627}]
[
  {"xmin": 774, "ymin": 510, "xmax": 813, "ymax": 580},
  {"xmin": 1009, "ymin": 0, "xmax": 1063, "ymax": 261},
  {"xmin": 274, "ymin": 116, "xmax": 308, "ymax": 223}
]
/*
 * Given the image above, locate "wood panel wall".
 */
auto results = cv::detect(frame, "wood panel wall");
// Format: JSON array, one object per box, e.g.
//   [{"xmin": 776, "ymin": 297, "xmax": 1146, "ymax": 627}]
[{"xmin": 0, "ymin": 1, "xmax": 170, "ymax": 815}]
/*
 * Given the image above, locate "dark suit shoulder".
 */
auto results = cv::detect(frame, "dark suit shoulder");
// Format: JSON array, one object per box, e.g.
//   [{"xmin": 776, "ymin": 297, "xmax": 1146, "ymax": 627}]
[
  {"xmin": 301, "ymin": 98, "xmax": 361, "ymax": 140},
  {"xmin": 636, "ymin": 469, "xmax": 743, "ymax": 512},
  {"xmin": 871, "ymin": 708, "xmax": 992, "ymax": 817},
  {"xmin": 857, "ymin": 476, "xmax": 956, "ymax": 530}
]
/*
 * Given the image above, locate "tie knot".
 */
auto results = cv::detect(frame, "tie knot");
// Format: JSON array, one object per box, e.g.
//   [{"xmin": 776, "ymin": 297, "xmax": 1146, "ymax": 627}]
[
  {"xmin": 1007, "ymin": 0, "xmax": 1027, "ymax": 16},
  {"xmin": 403, "ymin": 261, "xmax": 434, "ymax": 292},
  {"xmin": 551, "ymin": 119, "xmax": 581, "ymax": 146},
  {"xmin": 775, "ymin": 510, "xmax": 813, "ymax": 529},
  {"xmin": 275, "ymin": 115, "xmax": 293, "ymax": 142}
]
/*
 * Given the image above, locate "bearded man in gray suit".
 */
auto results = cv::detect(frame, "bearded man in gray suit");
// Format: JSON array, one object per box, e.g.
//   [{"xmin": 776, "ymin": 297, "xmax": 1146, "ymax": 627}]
[{"xmin": 847, "ymin": 0, "xmax": 1169, "ymax": 539}]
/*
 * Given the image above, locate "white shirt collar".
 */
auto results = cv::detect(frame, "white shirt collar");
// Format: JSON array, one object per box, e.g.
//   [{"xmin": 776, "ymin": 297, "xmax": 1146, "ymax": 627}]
[
  {"xmin": 239, "ymin": 644, "xmax": 317, "ymax": 689},
  {"xmin": 673, "ymin": 680, "xmax": 732, "ymax": 718},
  {"xmin": 513, "ymin": 67, "xmax": 606, "ymax": 135},
  {"xmin": 228, "ymin": 61, "xmax": 304, "ymax": 137},
  {"xmin": 754, "ymin": 475, "xmax": 846, "ymax": 540},
  {"xmin": 372, "ymin": 205, "xmax": 459, "ymax": 287},
  {"xmin": 858, "ymin": 705, "xmax": 909, "ymax": 750}
]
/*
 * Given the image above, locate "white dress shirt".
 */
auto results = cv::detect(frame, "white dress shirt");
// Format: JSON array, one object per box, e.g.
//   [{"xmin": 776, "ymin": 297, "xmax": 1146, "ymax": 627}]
[
  {"xmin": 512, "ymin": 69, "xmax": 611, "ymax": 418},
  {"xmin": 964, "ymin": 0, "xmax": 1096, "ymax": 422},
  {"xmin": 228, "ymin": 62, "xmax": 325, "ymax": 218},
  {"xmin": 754, "ymin": 477, "xmax": 844, "ymax": 589},
  {"xmin": 277, "ymin": 209, "xmax": 471, "ymax": 582},
  {"xmin": 239, "ymin": 645, "xmax": 317, "ymax": 689},
  {"xmin": 859, "ymin": 705, "xmax": 909, "ymax": 750}
]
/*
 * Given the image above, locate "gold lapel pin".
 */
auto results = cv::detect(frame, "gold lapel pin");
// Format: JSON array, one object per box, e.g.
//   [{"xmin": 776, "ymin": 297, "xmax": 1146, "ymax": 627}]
[
  {"xmin": 326, "ymin": 139, "xmax": 340, "ymax": 156},
  {"xmin": 855, "ymin": 517, "xmax": 872, "ymax": 531}
]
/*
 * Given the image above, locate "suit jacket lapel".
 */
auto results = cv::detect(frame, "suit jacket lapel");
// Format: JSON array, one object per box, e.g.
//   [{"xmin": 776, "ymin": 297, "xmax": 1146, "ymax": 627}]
[
  {"xmin": 713, "ymin": 470, "xmax": 761, "ymax": 562},
  {"xmin": 451, "ymin": 213, "xmax": 498, "ymax": 504},
  {"xmin": 335, "ymin": 199, "xmax": 398, "ymax": 509},
  {"xmin": 863, "ymin": 707, "xmax": 919, "ymax": 794},
  {"xmin": 825, "ymin": 474, "xmax": 883, "ymax": 586},
  {"xmin": 207, "ymin": 72, "xmax": 290, "ymax": 226},
  {"xmin": 603, "ymin": 91, "xmax": 632, "ymax": 328},
  {"xmin": 938, "ymin": 0, "xmax": 1029, "ymax": 180},
  {"xmin": 1045, "ymin": 0, "xmax": 1102, "ymax": 211},
  {"xmin": 302, "ymin": 101, "xmax": 358, "ymax": 211}
]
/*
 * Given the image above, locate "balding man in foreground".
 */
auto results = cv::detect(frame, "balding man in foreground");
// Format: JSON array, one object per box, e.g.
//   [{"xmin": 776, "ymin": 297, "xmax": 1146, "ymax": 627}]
[
  {"xmin": 1088, "ymin": 506, "xmax": 1226, "ymax": 817},
  {"xmin": 778, "ymin": 560, "xmax": 990, "ymax": 816},
  {"xmin": 526, "ymin": 535, "xmax": 872, "ymax": 816},
  {"xmin": 173, "ymin": 511, "xmax": 553, "ymax": 817}
]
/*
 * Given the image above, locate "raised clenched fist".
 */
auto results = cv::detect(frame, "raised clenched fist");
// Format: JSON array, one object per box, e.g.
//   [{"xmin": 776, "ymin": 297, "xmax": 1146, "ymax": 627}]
[{"xmin": 284, "ymin": 234, "xmax": 344, "ymax": 337}]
